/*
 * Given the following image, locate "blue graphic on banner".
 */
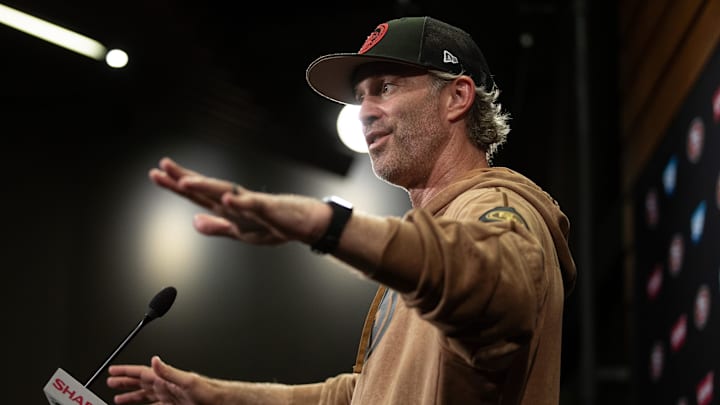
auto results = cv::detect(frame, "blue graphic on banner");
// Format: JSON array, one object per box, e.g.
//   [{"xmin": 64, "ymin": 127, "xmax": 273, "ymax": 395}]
[{"xmin": 690, "ymin": 200, "xmax": 706, "ymax": 244}]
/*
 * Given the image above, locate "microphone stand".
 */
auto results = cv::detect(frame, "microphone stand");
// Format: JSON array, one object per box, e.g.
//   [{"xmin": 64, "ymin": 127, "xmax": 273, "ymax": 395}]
[{"xmin": 84, "ymin": 315, "xmax": 151, "ymax": 388}]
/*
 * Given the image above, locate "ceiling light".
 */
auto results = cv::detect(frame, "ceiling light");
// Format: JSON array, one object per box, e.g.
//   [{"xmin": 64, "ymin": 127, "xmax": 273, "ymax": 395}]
[
  {"xmin": 0, "ymin": 3, "xmax": 128, "ymax": 68},
  {"xmin": 106, "ymin": 48, "xmax": 129, "ymax": 68}
]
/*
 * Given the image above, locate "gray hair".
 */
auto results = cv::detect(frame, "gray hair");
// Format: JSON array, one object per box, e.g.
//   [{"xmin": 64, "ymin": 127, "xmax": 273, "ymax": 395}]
[{"xmin": 428, "ymin": 70, "xmax": 510, "ymax": 163}]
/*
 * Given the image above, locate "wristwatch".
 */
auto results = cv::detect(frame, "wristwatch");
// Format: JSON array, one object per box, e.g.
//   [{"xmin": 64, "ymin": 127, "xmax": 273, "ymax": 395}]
[{"xmin": 311, "ymin": 195, "xmax": 354, "ymax": 254}]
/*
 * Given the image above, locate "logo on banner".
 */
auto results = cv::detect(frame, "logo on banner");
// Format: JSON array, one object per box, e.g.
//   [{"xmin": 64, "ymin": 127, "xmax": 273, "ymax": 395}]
[
  {"xmin": 663, "ymin": 155, "xmax": 678, "ymax": 196},
  {"xmin": 647, "ymin": 263, "xmax": 663, "ymax": 301},
  {"xmin": 691, "ymin": 201, "xmax": 706, "ymax": 244},
  {"xmin": 696, "ymin": 371, "xmax": 714, "ymax": 405},
  {"xmin": 670, "ymin": 313, "xmax": 687, "ymax": 352},
  {"xmin": 713, "ymin": 85, "xmax": 720, "ymax": 122},
  {"xmin": 668, "ymin": 233, "xmax": 684, "ymax": 277},
  {"xmin": 694, "ymin": 284, "xmax": 711, "ymax": 331},
  {"xmin": 687, "ymin": 117, "xmax": 704, "ymax": 164},
  {"xmin": 650, "ymin": 341, "xmax": 665, "ymax": 382},
  {"xmin": 645, "ymin": 188, "xmax": 659, "ymax": 228}
]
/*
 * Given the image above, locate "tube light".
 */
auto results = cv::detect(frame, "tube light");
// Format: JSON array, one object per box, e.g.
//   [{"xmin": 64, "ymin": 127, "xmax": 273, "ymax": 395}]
[{"xmin": 0, "ymin": 3, "xmax": 106, "ymax": 60}]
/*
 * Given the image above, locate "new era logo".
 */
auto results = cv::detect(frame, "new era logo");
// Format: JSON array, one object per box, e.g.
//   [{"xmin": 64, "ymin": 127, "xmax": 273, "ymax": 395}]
[{"xmin": 443, "ymin": 50, "xmax": 458, "ymax": 64}]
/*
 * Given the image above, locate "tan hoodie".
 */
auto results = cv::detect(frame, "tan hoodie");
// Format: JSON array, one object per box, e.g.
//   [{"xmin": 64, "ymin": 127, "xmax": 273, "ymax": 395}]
[{"xmin": 288, "ymin": 167, "xmax": 577, "ymax": 405}]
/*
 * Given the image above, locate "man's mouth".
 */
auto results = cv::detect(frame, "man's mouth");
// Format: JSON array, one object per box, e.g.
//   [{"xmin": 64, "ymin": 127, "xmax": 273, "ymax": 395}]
[{"xmin": 365, "ymin": 130, "xmax": 390, "ymax": 150}]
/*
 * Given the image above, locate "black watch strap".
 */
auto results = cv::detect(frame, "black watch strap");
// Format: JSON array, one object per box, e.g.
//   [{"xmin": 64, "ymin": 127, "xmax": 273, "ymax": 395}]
[{"xmin": 311, "ymin": 196, "xmax": 354, "ymax": 254}]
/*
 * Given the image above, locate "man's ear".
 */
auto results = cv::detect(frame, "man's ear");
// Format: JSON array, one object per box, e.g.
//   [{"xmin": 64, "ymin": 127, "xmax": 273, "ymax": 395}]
[{"xmin": 446, "ymin": 76, "xmax": 476, "ymax": 122}]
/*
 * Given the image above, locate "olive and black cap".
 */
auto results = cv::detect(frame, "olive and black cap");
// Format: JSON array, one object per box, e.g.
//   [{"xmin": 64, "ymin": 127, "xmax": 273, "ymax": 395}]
[{"xmin": 306, "ymin": 16, "xmax": 495, "ymax": 105}]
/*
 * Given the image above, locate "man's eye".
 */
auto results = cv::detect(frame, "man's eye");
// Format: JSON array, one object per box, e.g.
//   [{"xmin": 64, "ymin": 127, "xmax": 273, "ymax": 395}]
[{"xmin": 382, "ymin": 83, "xmax": 394, "ymax": 94}]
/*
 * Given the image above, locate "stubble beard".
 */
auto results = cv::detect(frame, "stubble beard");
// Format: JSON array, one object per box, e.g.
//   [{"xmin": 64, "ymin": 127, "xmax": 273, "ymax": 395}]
[{"xmin": 369, "ymin": 96, "xmax": 445, "ymax": 189}]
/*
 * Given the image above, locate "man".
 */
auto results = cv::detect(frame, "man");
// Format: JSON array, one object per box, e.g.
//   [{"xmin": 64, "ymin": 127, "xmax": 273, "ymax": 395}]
[{"xmin": 107, "ymin": 16, "xmax": 576, "ymax": 404}]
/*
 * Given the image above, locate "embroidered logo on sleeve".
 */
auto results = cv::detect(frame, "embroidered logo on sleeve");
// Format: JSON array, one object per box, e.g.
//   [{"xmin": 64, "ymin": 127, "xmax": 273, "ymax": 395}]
[{"xmin": 479, "ymin": 207, "xmax": 528, "ymax": 228}]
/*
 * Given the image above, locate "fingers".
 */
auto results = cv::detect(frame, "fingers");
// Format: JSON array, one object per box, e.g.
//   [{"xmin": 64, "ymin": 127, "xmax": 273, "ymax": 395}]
[
  {"xmin": 153, "ymin": 156, "xmax": 237, "ymax": 198},
  {"xmin": 112, "ymin": 389, "xmax": 155, "ymax": 405},
  {"xmin": 107, "ymin": 363, "xmax": 157, "ymax": 404},
  {"xmin": 148, "ymin": 168, "xmax": 180, "ymax": 190},
  {"xmin": 107, "ymin": 357, "xmax": 187, "ymax": 404},
  {"xmin": 149, "ymin": 157, "xmax": 285, "ymax": 243},
  {"xmin": 149, "ymin": 356, "xmax": 202, "ymax": 404},
  {"xmin": 108, "ymin": 363, "xmax": 149, "ymax": 378},
  {"xmin": 193, "ymin": 213, "xmax": 239, "ymax": 238},
  {"xmin": 178, "ymin": 175, "xmax": 238, "ymax": 200},
  {"xmin": 149, "ymin": 157, "xmax": 197, "ymax": 188},
  {"xmin": 195, "ymin": 211, "xmax": 286, "ymax": 245},
  {"xmin": 152, "ymin": 355, "xmax": 191, "ymax": 387},
  {"xmin": 107, "ymin": 375, "xmax": 143, "ymax": 390},
  {"xmin": 149, "ymin": 159, "xmax": 233, "ymax": 211},
  {"xmin": 158, "ymin": 157, "xmax": 199, "ymax": 180},
  {"xmin": 149, "ymin": 166, "xmax": 211, "ymax": 208},
  {"xmin": 107, "ymin": 364, "xmax": 152, "ymax": 388}
]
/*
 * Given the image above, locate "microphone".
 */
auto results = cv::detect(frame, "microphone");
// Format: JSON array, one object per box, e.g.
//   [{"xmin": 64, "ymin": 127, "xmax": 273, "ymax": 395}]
[
  {"xmin": 43, "ymin": 286, "xmax": 177, "ymax": 405},
  {"xmin": 84, "ymin": 286, "xmax": 177, "ymax": 387}
]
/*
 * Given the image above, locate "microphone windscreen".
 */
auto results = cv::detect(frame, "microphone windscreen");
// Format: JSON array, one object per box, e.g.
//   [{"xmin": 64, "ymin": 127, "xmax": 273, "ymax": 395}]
[{"xmin": 146, "ymin": 286, "xmax": 177, "ymax": 320}]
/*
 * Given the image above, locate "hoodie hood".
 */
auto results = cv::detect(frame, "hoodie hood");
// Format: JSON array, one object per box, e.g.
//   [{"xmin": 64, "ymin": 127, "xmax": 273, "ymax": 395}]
[{"xmin": 424, "ymin": 167, "xmax": 577, "ymax": 297}]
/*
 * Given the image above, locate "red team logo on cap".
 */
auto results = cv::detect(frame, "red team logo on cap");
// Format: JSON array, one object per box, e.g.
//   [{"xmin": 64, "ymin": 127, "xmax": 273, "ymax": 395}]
[{"xmin": 359, "ymin": 23, "xmax": 388, "ymax": 54}]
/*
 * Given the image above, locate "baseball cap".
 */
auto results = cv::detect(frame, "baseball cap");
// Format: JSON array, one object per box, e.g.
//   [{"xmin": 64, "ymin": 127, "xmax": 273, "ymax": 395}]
[{"xmin": 306, "ymin": 16, "xmax": 495, "ymax": 105}]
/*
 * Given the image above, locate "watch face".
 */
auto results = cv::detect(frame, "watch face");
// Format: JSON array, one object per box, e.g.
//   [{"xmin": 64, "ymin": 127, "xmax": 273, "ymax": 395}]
[{"xmin": 326, "ymin": 195, "xmax": 353, "ymax": 209}]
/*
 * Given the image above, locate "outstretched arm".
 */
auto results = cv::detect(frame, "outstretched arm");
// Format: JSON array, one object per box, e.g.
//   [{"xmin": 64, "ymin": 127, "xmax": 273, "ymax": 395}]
[
  {"xmin": 107, "ymin": 356, "xmax": 357, "ymax": 405},
  {"xmin": 107, "ymin": 355, "xmax": 291, "ymax": 405},
  {"xmin": 149, "ymin": 156, "xmax": 340, "ymax": 245},
  {"xmin": 148, "ymin": 157, "xmax": 391, "ymax": 273}
]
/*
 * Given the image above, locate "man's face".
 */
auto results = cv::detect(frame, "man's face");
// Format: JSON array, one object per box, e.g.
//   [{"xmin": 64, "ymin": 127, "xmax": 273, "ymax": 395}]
[{"xmin": 352, "ymin": 63, "xmax": 449, "ymax": 189}]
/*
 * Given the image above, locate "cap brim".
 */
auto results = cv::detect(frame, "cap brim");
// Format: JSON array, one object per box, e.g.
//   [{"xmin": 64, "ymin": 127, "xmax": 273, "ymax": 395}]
[{"xmin": 305, "ymin": 53, "xmax": 426, "ymax": 105}]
